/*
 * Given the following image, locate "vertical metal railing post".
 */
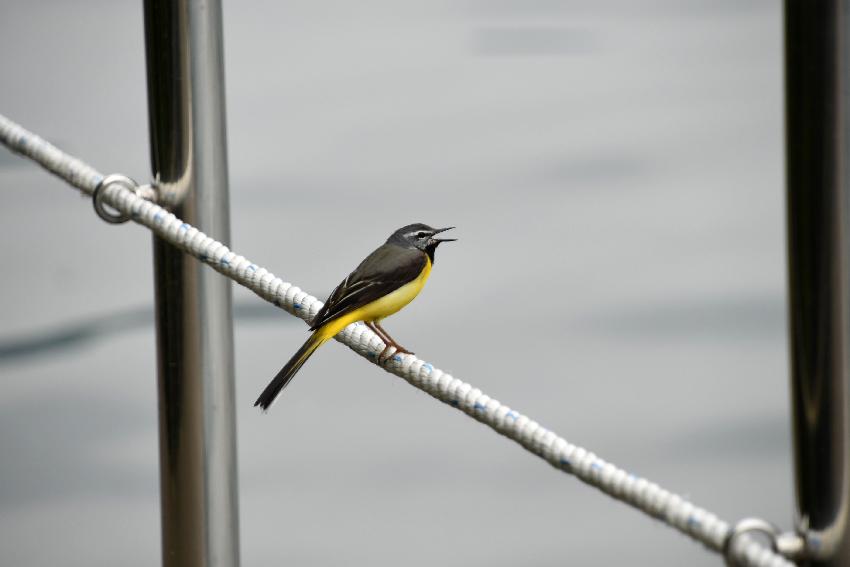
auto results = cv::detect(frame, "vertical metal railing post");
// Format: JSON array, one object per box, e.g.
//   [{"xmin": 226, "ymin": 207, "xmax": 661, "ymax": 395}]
[
  {"xmin": 143, "ymin": 1, "xmax": 240, "ymax": 566},
  {"xmin": 786, "ymin": 1, "xmax": 850, "ymax": 565}
]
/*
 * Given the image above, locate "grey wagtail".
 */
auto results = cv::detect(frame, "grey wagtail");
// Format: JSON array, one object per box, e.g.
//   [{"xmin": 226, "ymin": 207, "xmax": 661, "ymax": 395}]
[{"xmin": 255, "ymin": 223, "xmax": 456, "ymax": 410}]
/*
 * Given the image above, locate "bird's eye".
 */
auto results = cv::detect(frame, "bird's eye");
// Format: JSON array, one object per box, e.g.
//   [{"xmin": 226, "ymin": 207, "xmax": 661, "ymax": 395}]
[{"xmin": 415, "ymin": 231, "xmax": 427, "ymax": 238}]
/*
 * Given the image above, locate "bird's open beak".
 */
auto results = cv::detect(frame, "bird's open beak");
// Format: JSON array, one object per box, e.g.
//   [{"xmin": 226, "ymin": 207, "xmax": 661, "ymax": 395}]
[{"xmin": 433, "ymin": 226, "xmax": 457, "ymax": 242}]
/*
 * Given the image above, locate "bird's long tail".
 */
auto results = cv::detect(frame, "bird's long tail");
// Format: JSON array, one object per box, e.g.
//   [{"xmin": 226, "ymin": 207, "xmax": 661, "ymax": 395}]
[{"xmin": 255, "ymin": 330, "xmax": 329, "ymax": 410}]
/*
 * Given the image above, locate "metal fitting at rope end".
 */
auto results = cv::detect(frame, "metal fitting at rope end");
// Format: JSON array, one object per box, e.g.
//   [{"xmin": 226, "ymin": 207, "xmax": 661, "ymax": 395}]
[
  {"xmin": 723, "ymin": 517, "xmax": 806, "ymax": 566},
  {"xmin": 92, "ymin": 173, "xmax": 154, "ymax": 224}
]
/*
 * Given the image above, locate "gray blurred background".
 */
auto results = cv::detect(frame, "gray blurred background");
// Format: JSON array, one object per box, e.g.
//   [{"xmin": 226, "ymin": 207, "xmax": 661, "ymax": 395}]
[{"xmin": 0, "ymin": 1, "xmax": 786, "ymax": 565}]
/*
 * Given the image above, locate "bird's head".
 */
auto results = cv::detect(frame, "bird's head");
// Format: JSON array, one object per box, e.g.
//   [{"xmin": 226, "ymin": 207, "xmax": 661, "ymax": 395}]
[{"xmin": 389, "ymin": 223, "xmax": 456, "ymax": 261}]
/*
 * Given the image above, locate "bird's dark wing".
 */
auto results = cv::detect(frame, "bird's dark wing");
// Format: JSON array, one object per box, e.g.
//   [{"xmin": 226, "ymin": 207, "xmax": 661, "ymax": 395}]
[{"xmin": 309, "ymin": 244, "xmax": 426, "ymax": 331}]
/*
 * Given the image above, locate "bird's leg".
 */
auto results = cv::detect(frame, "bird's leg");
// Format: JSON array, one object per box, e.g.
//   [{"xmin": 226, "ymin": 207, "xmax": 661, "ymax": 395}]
[
  {"xmin": 366, "ymin": 321, "xmax": 395, "ymax": 363},
  {"xmin": 374, "ymin": 322, "xmax": 414, "ymax": 356}
]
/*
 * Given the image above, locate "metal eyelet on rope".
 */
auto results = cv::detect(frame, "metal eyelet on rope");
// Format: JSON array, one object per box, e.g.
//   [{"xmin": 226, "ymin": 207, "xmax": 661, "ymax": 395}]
[
  {"xmin": 723, "ymin": 518, "xmax": 805, "ymax": 566},
  {"xmin": 775, "ymin": 529, "xmax": 806, "ymax": 560},
  {"xmin": 724, "ymin": 518, "xmax": 780, "ymax": 566},
  {"xmin": 92, "ymin": 173, "xmax": 141, "ymax": 224}
]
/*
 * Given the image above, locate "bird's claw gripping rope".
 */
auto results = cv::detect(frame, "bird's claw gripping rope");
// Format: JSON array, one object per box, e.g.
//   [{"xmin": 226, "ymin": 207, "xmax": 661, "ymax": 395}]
[
  {"xmin": 92, "ymin": 174, "xmax": 156, "ymax": 224},
  {"xmin": 0, "ymin": 112, "xmax": 802, "ymax": 567}
]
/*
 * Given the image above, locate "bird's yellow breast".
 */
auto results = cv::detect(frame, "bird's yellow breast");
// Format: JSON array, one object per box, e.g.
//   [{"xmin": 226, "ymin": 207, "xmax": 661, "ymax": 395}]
[
  {"xmin": 318, "ymin": 257, "xmax": 432, "ymax": 339},
  {"xmin": 361, "ymin": 257, "xmax": 432, "ymax": 321}
]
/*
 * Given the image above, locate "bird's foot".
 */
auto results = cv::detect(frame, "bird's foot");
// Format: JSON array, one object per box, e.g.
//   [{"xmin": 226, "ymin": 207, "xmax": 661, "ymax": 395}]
[
  {"xmin": 377, "ymin": 345, "xmax": 396, "ymax": 365},
  {"xmin": 376, "ymin": 344, "xmax": 414, "ymax": 365}
]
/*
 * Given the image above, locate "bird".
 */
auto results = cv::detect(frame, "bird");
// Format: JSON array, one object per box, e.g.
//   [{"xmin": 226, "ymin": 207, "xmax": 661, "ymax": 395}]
[{"xmin": 255, "ymin": 223, "xmax": 456, "ymax": 410}]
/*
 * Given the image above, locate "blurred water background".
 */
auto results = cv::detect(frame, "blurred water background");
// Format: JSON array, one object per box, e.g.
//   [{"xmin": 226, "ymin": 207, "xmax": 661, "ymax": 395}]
[{"xmin": 0, "ymin": 1, "xmax": 786, "ymax": 565}]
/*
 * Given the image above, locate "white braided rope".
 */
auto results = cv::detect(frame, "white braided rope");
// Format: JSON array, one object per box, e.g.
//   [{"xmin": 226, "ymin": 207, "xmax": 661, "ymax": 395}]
[{"xmin": 0, "ymin": 113, "xmax": 795, "ymax": 567}]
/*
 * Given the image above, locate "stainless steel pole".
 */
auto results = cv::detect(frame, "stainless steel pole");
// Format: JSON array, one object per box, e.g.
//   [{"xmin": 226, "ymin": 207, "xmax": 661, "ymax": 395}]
[
  {"xmin": 786, "ymin": 1, "xmax": 850, "ymax": 565},
  {"xmin": 143, "ymin": 1, "xmax": 240, "ymax": 566}
]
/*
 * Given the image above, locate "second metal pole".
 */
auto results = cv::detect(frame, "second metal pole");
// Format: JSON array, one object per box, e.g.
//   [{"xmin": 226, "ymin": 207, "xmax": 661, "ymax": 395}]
[
  {"xmin": 144, "ymin": 1, "xmax": 240, "ymax": 566},
  {"xmin": 786, "ymin": 1, "xmax": 850, "ymax": 565}
]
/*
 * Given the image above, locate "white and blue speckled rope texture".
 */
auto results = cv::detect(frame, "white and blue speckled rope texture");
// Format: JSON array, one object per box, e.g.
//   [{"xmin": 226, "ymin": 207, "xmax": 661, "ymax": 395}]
[{"xmin": 0, "ymin": 113, "xmax": 795, "ymax": 567}]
